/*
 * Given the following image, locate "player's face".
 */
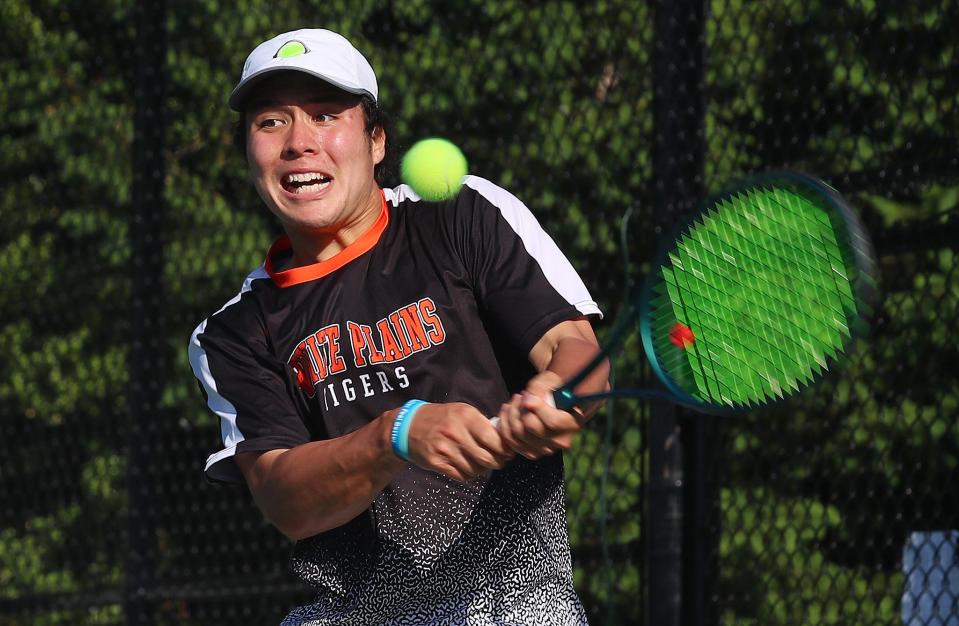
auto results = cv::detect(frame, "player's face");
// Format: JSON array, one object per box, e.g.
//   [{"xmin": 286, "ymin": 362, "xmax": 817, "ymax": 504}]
[{"xmin": 245, "ymin": 74, "xmax": 385, "ymax": 258}]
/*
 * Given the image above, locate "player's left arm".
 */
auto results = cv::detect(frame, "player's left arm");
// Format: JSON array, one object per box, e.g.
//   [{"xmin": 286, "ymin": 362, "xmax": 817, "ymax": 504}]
[{"xmin": 497, "ymin": 316, "xmax": 610, "ymax": 459}]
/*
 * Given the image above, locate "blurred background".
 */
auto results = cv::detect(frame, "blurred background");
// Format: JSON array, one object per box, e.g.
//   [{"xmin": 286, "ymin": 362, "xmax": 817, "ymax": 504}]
[{"xmin": 1, "ymin": 0, "xmax": 957, "ymax": 624}]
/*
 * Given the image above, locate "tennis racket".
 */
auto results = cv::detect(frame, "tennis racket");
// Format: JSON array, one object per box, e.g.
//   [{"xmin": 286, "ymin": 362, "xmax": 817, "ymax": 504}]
[{"xmin": 542, "ymin": 170, "xmax": 876, "ymax": 415}]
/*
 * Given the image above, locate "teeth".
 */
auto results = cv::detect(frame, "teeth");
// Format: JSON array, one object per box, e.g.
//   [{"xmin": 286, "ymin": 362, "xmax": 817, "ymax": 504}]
[
  {"xmin": 292, "ymin": 180, "xmax": 331, "ymax": 194},
  {"xmin": 286, "ymin": 172, "xmax": 330, "ymax": 184}
]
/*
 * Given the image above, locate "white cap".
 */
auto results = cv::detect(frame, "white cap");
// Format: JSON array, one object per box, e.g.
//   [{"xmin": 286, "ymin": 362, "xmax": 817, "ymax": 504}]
[{"xmin": 229, "ymin": 29, "xmax": 378, "ymax": 110}]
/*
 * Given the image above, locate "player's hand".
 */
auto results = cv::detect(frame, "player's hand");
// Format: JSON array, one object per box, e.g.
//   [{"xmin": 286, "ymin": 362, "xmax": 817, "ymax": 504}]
[
  {"xmin": 496, "ymin": 371, "xmax": 585, "ymax": 460},
  {"xmin": 405, "ymin": 402, "xmax": 514, "ymax": 482}
]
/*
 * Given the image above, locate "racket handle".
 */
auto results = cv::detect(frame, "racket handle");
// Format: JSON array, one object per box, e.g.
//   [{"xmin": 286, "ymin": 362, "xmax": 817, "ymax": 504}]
[{"xmin": 551, "ymin": 388, "xmax": 575, "ymax": 410}]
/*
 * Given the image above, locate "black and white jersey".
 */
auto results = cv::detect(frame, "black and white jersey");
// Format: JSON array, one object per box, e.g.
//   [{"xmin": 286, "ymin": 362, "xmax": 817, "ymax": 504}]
[{"xmin": 189, "ymin": 176, "xmax": 601, "ymax": 625}]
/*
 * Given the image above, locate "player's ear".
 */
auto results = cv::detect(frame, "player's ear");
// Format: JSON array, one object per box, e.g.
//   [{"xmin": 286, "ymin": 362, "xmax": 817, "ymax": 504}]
[{"xmin": 371, "ymin": 125, "xmax": 386, "ymax": 166}]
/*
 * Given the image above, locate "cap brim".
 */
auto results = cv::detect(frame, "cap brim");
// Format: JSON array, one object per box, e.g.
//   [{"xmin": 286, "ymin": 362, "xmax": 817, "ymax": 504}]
[{"xmin": 228, "ymin": 67, "xmax": 375, "ymax": 111}]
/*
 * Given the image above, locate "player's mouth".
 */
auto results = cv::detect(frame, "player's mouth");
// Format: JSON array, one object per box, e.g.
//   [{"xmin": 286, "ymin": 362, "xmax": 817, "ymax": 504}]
[{"xmin": 281, "ymin": 171, "xmax": 332, "ymax": 196}]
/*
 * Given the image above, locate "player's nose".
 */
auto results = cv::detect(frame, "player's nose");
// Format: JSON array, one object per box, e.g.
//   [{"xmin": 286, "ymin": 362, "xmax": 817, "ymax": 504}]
[{"xmin": 282, "ymin": 117, "xmax": 319, "ymax": 158}]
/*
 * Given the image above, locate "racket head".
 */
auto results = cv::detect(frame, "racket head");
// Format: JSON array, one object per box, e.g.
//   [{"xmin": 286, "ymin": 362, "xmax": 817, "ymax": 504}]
[{"xmin": 639, "ymin": 171, "xmax": 876, "ymax": 413}]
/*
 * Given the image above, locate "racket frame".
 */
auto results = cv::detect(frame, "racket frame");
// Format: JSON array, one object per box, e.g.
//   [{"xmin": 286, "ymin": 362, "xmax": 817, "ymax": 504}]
[{"xmin": 553, "ymin": 170, "xmax": 876, "ymax": 415}]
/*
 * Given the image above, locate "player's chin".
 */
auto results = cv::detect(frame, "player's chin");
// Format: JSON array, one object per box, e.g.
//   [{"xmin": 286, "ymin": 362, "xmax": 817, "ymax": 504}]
[
  {"xmin": 273, "ymin": 195, "xmax": 339, "ymax": 223},
  {"xmin": 276, "ymin": 211, "xmax": 338, "ymax": 238}
]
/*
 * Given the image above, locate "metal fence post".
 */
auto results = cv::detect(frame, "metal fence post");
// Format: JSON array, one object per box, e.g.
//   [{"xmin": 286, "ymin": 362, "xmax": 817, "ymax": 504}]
[
  {"xmin": 126, "ymin": 1, "xmax": 166, "ymax": 624},
  {"xmin": 650, "ymin": 0, "xmax": 709, "ymax": 624}
]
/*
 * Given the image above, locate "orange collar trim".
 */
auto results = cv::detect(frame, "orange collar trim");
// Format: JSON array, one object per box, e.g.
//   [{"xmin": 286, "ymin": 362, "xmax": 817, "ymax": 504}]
[{"xmin": 265, "ymin": 191, "xmax": 389, "ymax": 287}]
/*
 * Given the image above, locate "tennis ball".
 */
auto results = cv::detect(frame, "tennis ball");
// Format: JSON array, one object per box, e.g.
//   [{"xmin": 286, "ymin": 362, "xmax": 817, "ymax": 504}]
[{"xmin": 401, "ymin": 138, "xmax": 468, "ymax": 201}]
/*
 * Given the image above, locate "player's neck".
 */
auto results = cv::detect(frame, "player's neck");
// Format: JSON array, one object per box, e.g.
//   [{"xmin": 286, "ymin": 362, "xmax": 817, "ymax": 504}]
[{"xmin": 288, "ymin": 187, "xmax": 383, "ymax": 266}]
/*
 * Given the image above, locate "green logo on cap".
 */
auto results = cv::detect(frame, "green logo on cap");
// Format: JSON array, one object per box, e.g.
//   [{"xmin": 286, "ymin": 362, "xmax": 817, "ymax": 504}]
[{"xmin": 275, "ymin": 41, "xmax": 308, "ymax": 58}]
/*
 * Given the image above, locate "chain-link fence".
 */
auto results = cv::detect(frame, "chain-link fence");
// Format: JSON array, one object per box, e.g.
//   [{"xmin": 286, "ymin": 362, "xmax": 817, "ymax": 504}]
[{"xmin": 1, "ymin": 1, "xmax": 956, "ymax": 625}]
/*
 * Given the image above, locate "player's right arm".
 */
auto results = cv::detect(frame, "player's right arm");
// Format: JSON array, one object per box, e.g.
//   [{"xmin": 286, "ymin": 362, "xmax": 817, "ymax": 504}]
[
  {"xmin": 234, "ymin": 414, "xmax": 402, "ymax": 541},
  {"xmin": 235, "ymin": 402, "xmax": 511, "ymax": 541},
  {"xmin": 190, "ymin": 284, "xmax": 512, "ymax": 541}
]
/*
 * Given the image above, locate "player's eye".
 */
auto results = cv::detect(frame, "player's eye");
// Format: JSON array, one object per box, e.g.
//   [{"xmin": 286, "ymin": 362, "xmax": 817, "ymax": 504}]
[
  {"xmin": 257, "ymin": 117, "xmax": 285, "ymax": 129},
  {"xmin": 313, "ymin": 113, "xmax": 335, "ymax": 123}
]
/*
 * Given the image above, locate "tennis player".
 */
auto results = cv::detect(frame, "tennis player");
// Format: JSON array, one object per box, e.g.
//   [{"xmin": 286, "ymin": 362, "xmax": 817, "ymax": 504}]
[{"xmin": 189, "ymin": 28, "xmax": 608, "ymax": 625}]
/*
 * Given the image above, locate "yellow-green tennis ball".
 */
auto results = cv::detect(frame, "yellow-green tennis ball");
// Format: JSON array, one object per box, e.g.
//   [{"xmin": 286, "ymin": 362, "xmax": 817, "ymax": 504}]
[{"xmin": 401, "ymin": 138, "xmax": 468, "ymax": 201}]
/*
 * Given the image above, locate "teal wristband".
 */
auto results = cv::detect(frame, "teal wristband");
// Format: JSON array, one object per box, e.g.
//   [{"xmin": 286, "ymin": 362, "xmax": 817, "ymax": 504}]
[{"xmin": 391, "ymin": 399, "xmax": 427, "ymax": 461}]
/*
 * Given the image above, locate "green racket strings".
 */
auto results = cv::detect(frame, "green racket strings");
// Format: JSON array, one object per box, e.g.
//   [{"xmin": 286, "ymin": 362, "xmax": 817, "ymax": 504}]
[{"xmin": 648, "ymin": 185, "xmax": 859, "ymax": 408}]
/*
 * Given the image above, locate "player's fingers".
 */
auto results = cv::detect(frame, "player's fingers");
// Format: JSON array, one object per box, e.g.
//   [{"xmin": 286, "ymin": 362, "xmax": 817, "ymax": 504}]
[
  {"xmin": 521, "ymin": 391, "xmax": 582, "ymax": 437},
  {"xmin": 422, "ymin": 406, "xmax": 507, "ymax": 473},
  {"xmin": 514, "ymin": 423, "xmax": 561, "ymax": 458},
  {"xmin": 451, "ymin": 421, "xmax": 510, "ymax": 471},
  {"xmin": 507, "ymin": 394, "xmax": 580, "ymax": 458},
  {"xmin": 433, "ymin": 461, "xmax": 470, "ymax": 483},
  {"xmin": 406, "ymin": 402, "xmax": 496, "ymax": 472},
  {"xmin": 471, "ymin": 419, "xmax": 513, "ymax": 465},
  {"xmin": 500, "ymin": 394, "xmax": 547, "ymax": 459},
  {"xmin": 443, "ymin": 445, "xmax": 497, "ymax": 480},
  {"xmin": 499, "ymin": 391, "xmax": 567, "ymax": 460},
  {"xmin": 496, "ymin": 394, "xmax": 523, "ymax": 449},
  {"xmin": 507, "ymin": 415, "xmax": 559, "ymax": 460},
  {"xmin": 418, "ymin": 432, "xmax": 485, "ymax": 481},
  {"xmin": 442, "ymin": 403, "xmax": 512, "ymax": 467}
]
